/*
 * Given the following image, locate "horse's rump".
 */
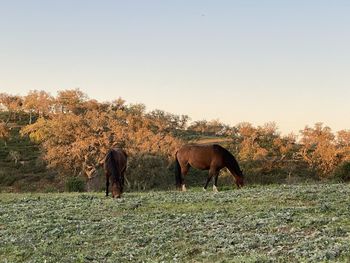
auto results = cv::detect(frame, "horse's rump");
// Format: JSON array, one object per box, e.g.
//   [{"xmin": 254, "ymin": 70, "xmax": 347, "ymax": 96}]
[{"xmin": 104, "ymin": 148, "xmax": 127, "ymax": 198}]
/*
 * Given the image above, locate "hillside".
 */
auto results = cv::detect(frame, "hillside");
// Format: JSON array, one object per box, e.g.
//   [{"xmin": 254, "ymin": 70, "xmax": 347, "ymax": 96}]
[
  {"xmin": 1, "ymin": 184, "xmax": 349, "ymax": 262},
  {"xmin": 0, "ymin": 112, "xmax": 57, "ymax": 192},
  {"xmin": 1, "ymin": 92, "xmax": 350, "ymax": 192},
  {"xmin": 0, "ymin": 112, "xmax": 227, "ymax": 192}
]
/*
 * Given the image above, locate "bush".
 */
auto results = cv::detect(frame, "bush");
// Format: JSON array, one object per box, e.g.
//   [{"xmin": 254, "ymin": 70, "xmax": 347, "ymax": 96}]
[
  {"xmin": 332, "ymin": 162, "xmax": 350, "ymax": 182},
  {"xmin": 126, "ymin": 154, "xmax": 173, "ymax": 191},
  {"xmin": 44, "ymin": 186, "xmax": 58, "ymax": 193},
  {"xmin": 65, "ymin": 177, "xmax": 85, "ymax": 192}
]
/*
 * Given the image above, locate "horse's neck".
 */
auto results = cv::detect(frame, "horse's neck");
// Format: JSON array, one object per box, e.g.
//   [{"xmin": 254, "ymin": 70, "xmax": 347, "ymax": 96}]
[
  {"xmin": 227, "ymin": 165, "xmax": 237, "ymax": 176},
  {"xmin": 225, "ymin": 157, "xmax": 238, "ymax": 176}
]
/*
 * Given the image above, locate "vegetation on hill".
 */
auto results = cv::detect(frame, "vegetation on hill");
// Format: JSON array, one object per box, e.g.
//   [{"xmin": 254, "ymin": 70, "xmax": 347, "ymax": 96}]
[
  {"xmin": 0, "ymin": 112, "xmax": 58, "ymax": 192},
  {"xmin": 1, "ymin": 89, "xmax": 350, "ymax": 192}
]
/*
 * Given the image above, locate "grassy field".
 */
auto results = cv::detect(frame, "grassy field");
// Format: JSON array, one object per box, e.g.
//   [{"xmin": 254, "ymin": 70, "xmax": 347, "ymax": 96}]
[{"xmin": 1, "ymin": 184, "xmax": 350, "ymax": 262}]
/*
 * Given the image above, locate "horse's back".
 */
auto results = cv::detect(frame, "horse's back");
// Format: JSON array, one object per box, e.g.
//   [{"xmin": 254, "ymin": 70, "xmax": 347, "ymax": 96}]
[
  {"xmin": 178, "ymin": 144, "xmax": 222, "ymax": 156},
  {"xmin": 177, "ymin": 144, "xmax": 213, "ymax": 159},
  {"xmin": 177, "ymin": 144, "xmax": 224, "ymax": 170}
]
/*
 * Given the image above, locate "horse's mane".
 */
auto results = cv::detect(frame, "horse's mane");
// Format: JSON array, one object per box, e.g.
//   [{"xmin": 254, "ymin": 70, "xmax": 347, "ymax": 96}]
[{"xmin": 214, "ymin": 144, "xmax": 242, "ymax": 176}]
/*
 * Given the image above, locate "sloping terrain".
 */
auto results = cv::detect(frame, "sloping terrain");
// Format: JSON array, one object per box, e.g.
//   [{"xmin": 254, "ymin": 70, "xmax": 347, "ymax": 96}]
[{"xmin": 0, "ymin": 113, "xmax": 56, "ymax": 192}]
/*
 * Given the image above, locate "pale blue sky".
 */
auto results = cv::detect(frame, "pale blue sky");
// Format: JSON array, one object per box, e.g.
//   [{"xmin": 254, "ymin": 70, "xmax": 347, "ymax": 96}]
[{"xmin": 1, "ymin": 1, "xmax": 349, "ymax": 134}]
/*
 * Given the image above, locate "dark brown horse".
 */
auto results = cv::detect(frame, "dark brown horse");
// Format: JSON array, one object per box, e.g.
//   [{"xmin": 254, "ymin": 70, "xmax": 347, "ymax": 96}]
[
  {"xmin": 175, "ymin": 144, "xmax": 244, "ymax": 191},
  {"xmin": 104, "ymin": 148, "xmax": 127, "ymax": 198}
]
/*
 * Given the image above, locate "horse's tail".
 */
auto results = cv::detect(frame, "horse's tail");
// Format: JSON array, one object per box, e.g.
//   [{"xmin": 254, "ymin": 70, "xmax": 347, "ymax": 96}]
[
  {"xmin": 174, "ymin": 151, "xmax": 182, "ymax": 188},
  {"xmin": 106, "ymin": 150, "xmax": 120, "ymax": 183}
]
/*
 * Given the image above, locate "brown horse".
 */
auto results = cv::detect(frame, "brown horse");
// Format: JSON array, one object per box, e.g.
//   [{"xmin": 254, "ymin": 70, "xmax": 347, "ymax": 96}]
[
  {"xmin": 104, "ymin": 148, "xmax": 127, "ymax": 198},
  {"xmin": 175, "ymin": 144, "xmax": 244, "ymax": 191}
]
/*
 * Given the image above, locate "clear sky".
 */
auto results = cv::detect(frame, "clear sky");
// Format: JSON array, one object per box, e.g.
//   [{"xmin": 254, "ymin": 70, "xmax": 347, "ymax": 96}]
[{"xmin": 1, "ymin": 0, "xmax": 349, "ymax": 134}]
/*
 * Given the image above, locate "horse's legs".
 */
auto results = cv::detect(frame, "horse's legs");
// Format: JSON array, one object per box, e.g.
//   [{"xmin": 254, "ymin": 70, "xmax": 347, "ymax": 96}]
[
  {"xmin": 105, "ymin": 173, "xmax": 110, "ymax": 197},
  {"xmin": 203, "ymin": 176, "xmax": 212, "ymax": 190},
  {"xmin": 213, "ymin": 173, "xmax": 219, "ymax": 192},
  {"xmin": 204, "ymin": 169, "xmax": 215, "ymax": 190},
  {"xmin": 180, "ymin": 164, "xmax": 190, "ymax": 191},
  {"xmin": 204, "ymin": 169, "xmax": 219, "ymax": 192},
  {"xmin": 121, "ymin": 167, "xmax": 126, "ymax": 193}
]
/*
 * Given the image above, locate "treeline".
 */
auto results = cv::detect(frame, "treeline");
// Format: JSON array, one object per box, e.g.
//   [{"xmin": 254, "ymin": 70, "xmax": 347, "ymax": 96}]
[{"xmin": 0, "ymin": 89, "xmax": 350, "ymax": 191}]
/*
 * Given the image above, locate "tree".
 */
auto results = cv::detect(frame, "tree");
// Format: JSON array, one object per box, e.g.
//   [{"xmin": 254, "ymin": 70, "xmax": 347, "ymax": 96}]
[
  {"xmin": 0, "ymin": 93, "xmax": 23, "ymax": 122},
  {"xmin": 55, "ymin": 88, "xmax": 87, "ymax": 114},
  {"xmin": 111, "ymin": 97, "xmax": 126, "ymax": 111},
  {"xmin": 21, "ymin": 105, "xmax": 182, "ymax": 181},
  {"xmin": 232, "ymin": 122, "xmax": 302, "ymax": 183},
  {"xmin": 23, "ymin": 90, "xmax": 53, "ymax": 123},
  {"xmin": 336, "ymin": 130, "xmax": 350, "ymax": 162},
  {"xmin": 187, "ymin": 119, "xmax": 231, "ymax": 136},
  {"xmin": 0, "ymin": 122, "xmax": 10, "ymax": 146},
  {"xmin": 235, "ymin": 122, "xmax": 261, "ymax": 161},
  {"xmin": 188, "ymin": 120, "xmax": 209, "ymax": 134},
  {"xmin": 146, "ymin": 109, "xmax": 189, "ymax": 134},
  {"xmin": 299, "ymin": 123, "xmax": 339, "ymax": 177}
]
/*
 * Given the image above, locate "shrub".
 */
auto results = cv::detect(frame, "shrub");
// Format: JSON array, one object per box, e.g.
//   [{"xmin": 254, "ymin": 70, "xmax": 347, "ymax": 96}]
[
  {"xmin": 0, "ymin": 172, "xmax": 21, "ymax": 186},
  {"xmin": 126, "ymin": 154, "xmax": 173, "ymax": 191},
  {"xmin": 332, "ymin": 162, "xmax": 350, "ymax": 182},
  {"xmin": 44, "ymin": 186, "xmax": 58, "ymax": 193},
  {"xmin": 65, "ymin": 176, "xmax": 85, "ymax": 192}
]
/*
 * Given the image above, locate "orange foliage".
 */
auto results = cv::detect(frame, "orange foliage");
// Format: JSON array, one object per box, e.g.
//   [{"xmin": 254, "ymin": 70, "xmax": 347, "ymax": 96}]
[
  {"xmin": 299, "ymin": 123, "xmax": 340, "ymax": 177},
  {"xmin": 0, "ymin": 89, "xmax": 347, "ymax": 182},
  {"xmin": 0, "ymin": 122, "xmax": 9, "ymax": 140},
  {"xmin": 22, "ymin": 101, "xmax": 183, "ymax": 178}
]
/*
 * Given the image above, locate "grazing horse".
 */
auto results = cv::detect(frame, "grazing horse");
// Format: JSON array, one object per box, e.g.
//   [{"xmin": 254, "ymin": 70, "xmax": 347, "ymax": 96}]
[
  {"xmin": 104, "ymin": 148, "xmax": 127, "ymax": 198},
  {"xmin": 175, "ymin": 144, "xmax": 244, "ymax": 192}
]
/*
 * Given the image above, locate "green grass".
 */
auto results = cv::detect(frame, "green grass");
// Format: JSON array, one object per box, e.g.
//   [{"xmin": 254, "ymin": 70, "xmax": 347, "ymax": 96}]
[{"xmin": 1, "ymin": 184, "xmax": 350, "ymax": 262}]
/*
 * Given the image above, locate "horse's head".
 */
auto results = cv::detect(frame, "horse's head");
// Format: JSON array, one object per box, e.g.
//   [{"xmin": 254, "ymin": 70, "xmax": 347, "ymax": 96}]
[{"xmin": 235, "ymin": 170, "xmax": 244, "ymax": 188}]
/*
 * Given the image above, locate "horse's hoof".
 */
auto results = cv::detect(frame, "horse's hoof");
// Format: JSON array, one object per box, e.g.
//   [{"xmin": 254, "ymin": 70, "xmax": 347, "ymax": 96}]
[
  {"xmin": 203, "ymin": 187, "xmax": 207, "ymax": 192},
  {"xmin": 181, "ymin": 184, "xmax": 187, "ymax": 192},
  {"xmin": 213, "ymin": 185, "xmax": 219, "ymax": 193}
]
